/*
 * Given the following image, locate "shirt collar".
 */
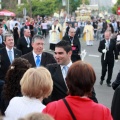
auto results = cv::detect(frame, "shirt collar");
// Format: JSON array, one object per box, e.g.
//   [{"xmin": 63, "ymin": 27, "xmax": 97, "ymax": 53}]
[
  {"xmin": 60, "ymin": 61, "xmax": 72, "ymax": 70},
  {"xmin": 105, "ymin": 39, "xmax": 110, "ymax": 42},
  {"xmin": 6, "ymin": 47, "xmax": 14, "ymax": 52},
  {"xmin": 24, "ymin": 36, "xmax": 29, "ymax": 40},
  {"xmin": 32, "ymin": 50, "xmax": 42, "ymax": 58}
]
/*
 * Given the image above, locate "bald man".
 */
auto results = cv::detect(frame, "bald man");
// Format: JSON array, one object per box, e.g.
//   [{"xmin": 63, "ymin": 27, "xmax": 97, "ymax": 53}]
[
  {"xmin": 98, "ymin": 31, "xmax": 118, "ymax": 87},
  {"xmin": 17, "ymin": 29, "xmax": 33, "ymax": 55},
  {"xmin": 62, "ymin": 28, "xmax": 81, "ymax": 62}
]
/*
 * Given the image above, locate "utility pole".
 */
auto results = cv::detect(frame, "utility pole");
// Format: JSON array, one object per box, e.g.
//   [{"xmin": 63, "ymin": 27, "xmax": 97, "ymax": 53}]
[
  {"xmin": 67, "ymin": 0, "xmax": 69, "ymax": 15},
  {"xmin": 18, "ymin": 0, "xmax": 21, "ymax": 5},
  {"xmin": 29, "ymin": 0, "xmax": 32, "ymax": 18}
]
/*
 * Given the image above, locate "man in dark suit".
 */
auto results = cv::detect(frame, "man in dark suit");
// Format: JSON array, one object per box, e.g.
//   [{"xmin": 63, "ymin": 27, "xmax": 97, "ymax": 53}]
[
  {"xmin": 62, "ymin": 27, "xmax": 81, "ymax": 62},
  {"xmin": 92, "ymin": 19, "xmax": 98, "ymax": 38},
  {"xmin": 43, "ymin": 40, "xmax": 98, "ymax": 105},
  {"xmin": 65, "ymin": 22, "xmax": 70, "ymax": 35},
  {"xmin": 0, "ymin": 34, "xmax": 22, "ymax": 80},
  {"xmin": 74, "ymin": 23, "xmax": 81, "ymax": 38},
  {"xmin": 17, "ymin": 29, "xmax": 33, "ymax": 55},
  {"xmin": 98, "ymin": 31, "xmax": 118, "ymax": 87},
  {"xmin": 0, "ymin": 27, "xmax": 5, "ymax": 49},
  {"xmin": 22, "ymin": 35, "xmax": 56, "ymax": 67}
]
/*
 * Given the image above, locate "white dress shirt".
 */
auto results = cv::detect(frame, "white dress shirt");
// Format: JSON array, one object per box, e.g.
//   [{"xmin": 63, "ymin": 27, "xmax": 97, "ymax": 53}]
[
  {"xmin": 5, "ymin": 96, "xmax": 45, "ymax": 120},
  {"xmin": 60, "ymin": 61, "xmax": 72, "ymax": 80},
  {"xmin": 32, "ymin": 51, "xmax": 42, "ymax": 65},
  {"xmin": 6, "ymin": 47, "xmax": 14, "ymax": 61}
]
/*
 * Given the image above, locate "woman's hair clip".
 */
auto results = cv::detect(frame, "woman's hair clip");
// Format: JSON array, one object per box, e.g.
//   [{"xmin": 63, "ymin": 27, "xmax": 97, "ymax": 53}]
[{"xmin": 11, "ymin": 66, "xmax": 15, "ymax": 69}]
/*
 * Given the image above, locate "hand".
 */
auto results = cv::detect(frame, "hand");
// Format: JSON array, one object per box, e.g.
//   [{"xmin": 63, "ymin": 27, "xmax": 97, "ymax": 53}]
[
  {"xmin": 115, "ymin": 60, "xmax": 118, "ymax": 62},
  {"xmin": 102, "ymin": 49, "xmax": 107, "ymax": 53}
]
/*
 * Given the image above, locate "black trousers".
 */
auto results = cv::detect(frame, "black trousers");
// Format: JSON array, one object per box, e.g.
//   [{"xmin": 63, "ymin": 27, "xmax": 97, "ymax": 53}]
[
  {"xmin": 101, "ymin": 58, "xmax": 114, "ymax": 84},
  {"xmin": 42, "ymin": 29, "xmax": 47, "ymax": 38}
]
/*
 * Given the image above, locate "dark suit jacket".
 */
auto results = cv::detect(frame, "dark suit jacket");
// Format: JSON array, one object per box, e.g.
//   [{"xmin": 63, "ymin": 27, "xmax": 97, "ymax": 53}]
[
  {"xmin": 17, "ymin": 37, "xmax": 33, "ymax": 55},
  {"xmin": 0, "ymin": 48, "xmax": 22, "ymax": 80},
  {"xmin": 65, "ymin": 26, "xmax": 70, "ymax": 35},
  {"xmin": 98, "ymin": 39, "xmax": 118, "ymax": 62},
  {"xmin": 111, "ymin": 85, "xmax": 120, "ymax": 120},
  {"xmin": 21, "ymin": 51, "xmax": 56, "ymax": 67},
  {"xmin": 62, "ymin": 35, "xmax": 81, "ymax": 54},
  {"xmin": 101, "ymin": 22, "xmax": 107, "ymax": 33},
  {"xmin": 62, "ymin": 35, "xmax": 81, "ymax": 62},
  {"xmin": 75, "ymin": 27, "xmax": 81, "ymax": 38},
  {"xmin": 0, "ymin": 35, "xmax": 5, "ymax": 49},
  {"xmin": 43, "ymin": 63, "xmax": 98, "ymax": 105},
  {"xmin": 112, "ymin": 71, "xmax": 120, "ymax": 90}
]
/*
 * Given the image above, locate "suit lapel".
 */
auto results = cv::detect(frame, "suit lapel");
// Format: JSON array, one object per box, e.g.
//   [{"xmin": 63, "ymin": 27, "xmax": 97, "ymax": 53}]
[
  {"xmin": 29, "ymin": 52, "xmax": 36, "ymax": 67},
  {"xmin": 14, "ymin": 49, "xmax": 19, "ymax": 58},
  {"xmin": 53, "ymin": 65, "xmax": 68, "ymax": 93},
  {"xmin": 23, "ymin": 37, "xmax": 28, "ymax": 45},
  {"xmin": 41, "ymin": 52, "xmax": 46, "ymax": 66},
  {"xmin": 3, "ymin": 48, "xmax": 10, "ymax": 64}
]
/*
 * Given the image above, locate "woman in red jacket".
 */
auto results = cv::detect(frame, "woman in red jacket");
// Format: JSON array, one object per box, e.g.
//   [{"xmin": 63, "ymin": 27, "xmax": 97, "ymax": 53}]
[{"xmin": 43, "ymin": 60, "xmax": 113, "ymax": 120}]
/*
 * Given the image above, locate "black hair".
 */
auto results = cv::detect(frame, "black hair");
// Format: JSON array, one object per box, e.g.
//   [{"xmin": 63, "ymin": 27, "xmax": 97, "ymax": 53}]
[{"xmin": 55, "ymin": 40, "xmax": 72, "ymax": 53}]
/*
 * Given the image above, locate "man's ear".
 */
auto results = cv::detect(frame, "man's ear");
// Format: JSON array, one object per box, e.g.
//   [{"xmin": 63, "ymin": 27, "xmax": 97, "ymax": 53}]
[{"xmin": 68, "ymin": 50, "xmax": 72, "ymax": 56}]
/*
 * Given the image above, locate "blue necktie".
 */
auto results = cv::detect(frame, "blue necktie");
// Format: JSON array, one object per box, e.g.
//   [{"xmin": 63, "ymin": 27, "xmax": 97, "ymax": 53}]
[
  {"xmin": 63, "ymin": 66, "xmax": 69, "ymax": 78},
  {"xmin": 8, "ymin": 50, "xmax": 13, "ymax": 63},
  {"xmin": 0, "ymin": 36, "xmax": 2, "ymax": 44},
  {"xmin": 36, "ymin": 55, "xmax": 41, "ymax": 67}
]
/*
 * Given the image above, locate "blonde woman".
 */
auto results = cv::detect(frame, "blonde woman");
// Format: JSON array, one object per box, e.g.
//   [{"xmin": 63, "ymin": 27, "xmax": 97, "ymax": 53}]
[{"xmin": 5, "ymin": 67, "xmax": 53, "ymax": 120}]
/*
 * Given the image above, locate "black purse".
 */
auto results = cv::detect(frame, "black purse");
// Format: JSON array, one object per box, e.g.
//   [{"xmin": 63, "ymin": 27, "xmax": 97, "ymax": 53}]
[{"xmin": 63, "ymin": 98, "xmax": 76, "ymax": 120}]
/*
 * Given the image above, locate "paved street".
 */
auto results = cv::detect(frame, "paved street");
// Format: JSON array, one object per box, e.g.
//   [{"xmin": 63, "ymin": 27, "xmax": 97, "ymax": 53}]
[{"xmin": 44, "ymin": 35, "xmax": 119, "ymax": 109}]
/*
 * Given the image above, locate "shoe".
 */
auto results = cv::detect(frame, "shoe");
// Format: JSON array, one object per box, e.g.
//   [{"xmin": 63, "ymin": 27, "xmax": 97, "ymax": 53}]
[
  {"xmin": 100, "ymin": 80, "xmax": 103, "ymax": 85},
  {"xmin": 107, "ymin": 83, "xmax": 111, "ymax": 87}
]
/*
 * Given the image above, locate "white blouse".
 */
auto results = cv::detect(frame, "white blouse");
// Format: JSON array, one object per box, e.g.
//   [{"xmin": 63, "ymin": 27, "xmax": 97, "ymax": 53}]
[{"xmin": 5, "ymin": 96, "xmax": 46, "ymax": 120}]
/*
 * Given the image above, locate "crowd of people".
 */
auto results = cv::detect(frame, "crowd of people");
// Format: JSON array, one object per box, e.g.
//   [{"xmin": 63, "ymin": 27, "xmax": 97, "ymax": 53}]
[{"xmin": 0, "ymin": 15, "xmax": 119, "ymax": 120}]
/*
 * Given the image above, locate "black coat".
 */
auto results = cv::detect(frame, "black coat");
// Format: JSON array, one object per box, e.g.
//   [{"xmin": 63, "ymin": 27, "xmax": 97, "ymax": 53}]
[
  {"xmin": 21, "ymin": 51, "xmax": 56, "ymax": 67},
  {"xmin": 0, "ymin": 35, "xmax": 5, "ymax": 49},
  {"xmin": 17, "ymin": 37, "xmax": 33, "ymax": 55},
  {"xmin": 111, "ymin": 85, "xmax": 120, "ymax": 120},
  {"xmin": 43, "ymin": 63, "xmax": 98, "ymax": 105},
  {"xmin": 75, "ymin": 27, "xmax": 81, "ymax": 38},
  {"xmin": 0, "ymin": 48, "xmax": 22, "ymax": 80},
  {"xmin": 112, "ymin": 71, "xmax": 120, "ymax": 90},
  {"xmin": 98, "ymin": 39, "xmax": 118, "ymax": 62},
  {"xmin": 62, "ymin": 35, "xmax": 81, "ymax": 62}
]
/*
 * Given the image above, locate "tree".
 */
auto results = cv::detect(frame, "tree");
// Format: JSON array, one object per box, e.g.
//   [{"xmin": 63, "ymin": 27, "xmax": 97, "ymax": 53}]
[
  {"xmin": 112, "ymin": 0, "xmax": 120, "ymax": 14},
  {"xmin": 69, "ymin": 0, "xmax": 89, "ymax": 13}
]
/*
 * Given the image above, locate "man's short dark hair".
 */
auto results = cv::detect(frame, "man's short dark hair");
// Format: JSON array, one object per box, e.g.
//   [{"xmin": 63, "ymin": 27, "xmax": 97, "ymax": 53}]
[{"xmin": 55, "ymin": 40, "xmax": 72, "ymax": 53}]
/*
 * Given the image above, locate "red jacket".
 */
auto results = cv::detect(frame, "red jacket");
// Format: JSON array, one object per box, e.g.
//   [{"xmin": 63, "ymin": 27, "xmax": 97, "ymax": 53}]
[{"xmin": 43, "ymin": 95, "xmax": 113, "ymax": 120}]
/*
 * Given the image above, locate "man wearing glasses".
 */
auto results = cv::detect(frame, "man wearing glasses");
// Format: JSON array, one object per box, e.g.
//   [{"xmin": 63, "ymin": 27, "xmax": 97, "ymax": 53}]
[{"xmin": 62, "ymin": 28, "xmax": 81, "ymax": 62}]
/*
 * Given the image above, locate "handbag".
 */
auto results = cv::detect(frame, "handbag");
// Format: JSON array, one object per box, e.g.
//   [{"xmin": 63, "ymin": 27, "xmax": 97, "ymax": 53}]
[{"xmin": 63, "ymin": 98, "xmax": 76, "ymax": 120}]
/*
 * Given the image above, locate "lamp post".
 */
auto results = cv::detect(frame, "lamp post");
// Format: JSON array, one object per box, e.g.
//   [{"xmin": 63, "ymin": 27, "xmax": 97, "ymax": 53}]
[
  {"xmin": 29, "ymin": 0, "xmax": 32, "ymax": 18},
  {"xmin": 67, "ymin": 0, "xmax": 69, "ymax": 15},
  {"xmin": 18, "ymin": 0, "xmax": 21, "ymax": 5}
]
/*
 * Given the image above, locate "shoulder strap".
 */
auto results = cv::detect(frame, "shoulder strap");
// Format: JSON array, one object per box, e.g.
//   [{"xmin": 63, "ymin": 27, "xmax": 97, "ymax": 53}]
[{"xmin": 63, "ymin": 98, "xmax": 76, "ymax": 120}]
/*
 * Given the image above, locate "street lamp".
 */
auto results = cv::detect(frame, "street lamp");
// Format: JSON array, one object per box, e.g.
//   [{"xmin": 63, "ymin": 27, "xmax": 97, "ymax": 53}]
[
  {"xmin": 29, "ymin": 0, "xmax": 32, "ymax": 17},
  {"xmin": 67, "ymin": 0, "xmax": 69, "ymax": 15}
]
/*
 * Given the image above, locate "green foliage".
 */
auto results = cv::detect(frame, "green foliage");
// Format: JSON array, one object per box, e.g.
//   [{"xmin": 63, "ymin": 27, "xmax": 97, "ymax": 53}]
[
  {"xmin": 69, "ymin": 0, "xmax": 89, "ymax": 13},
  {"xmin": 112, "ymin": 0, "xmax": 120, "ymax": 14},
  {"xmin": 31, "ymin": 0, "xmax": 57, "ymax": 16},
  {"xmin": 8, "ymin": 0, "xmax": 89, "ymax": 17}
]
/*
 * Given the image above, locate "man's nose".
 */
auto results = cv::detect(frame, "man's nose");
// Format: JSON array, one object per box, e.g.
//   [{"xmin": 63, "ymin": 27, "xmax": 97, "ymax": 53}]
[{"xmin": 55, "ymin": 54, "xmax": 59, "ymax": 58}]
